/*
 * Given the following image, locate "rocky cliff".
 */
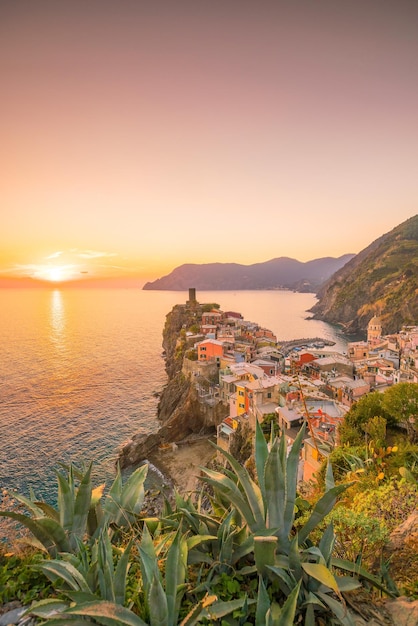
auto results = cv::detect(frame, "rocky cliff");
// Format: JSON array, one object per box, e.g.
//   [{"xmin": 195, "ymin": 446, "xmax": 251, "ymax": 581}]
[
  {"xmin": 310, "ymin": 214, "xmax": 418, "ymax": 336},
  {"xmin": 118, "ymin": 302, "xmax": 228, "ymax": 469}
]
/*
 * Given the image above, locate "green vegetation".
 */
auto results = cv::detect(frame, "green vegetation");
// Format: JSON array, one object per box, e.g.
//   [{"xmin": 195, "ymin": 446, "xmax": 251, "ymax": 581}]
[
  {"xmin": 339, "ymin": 383, "xmax": 418, "ymax": 446},
  {"xmin": 2, "ymin": 419, "xmax": 411, "ymax": 625}
]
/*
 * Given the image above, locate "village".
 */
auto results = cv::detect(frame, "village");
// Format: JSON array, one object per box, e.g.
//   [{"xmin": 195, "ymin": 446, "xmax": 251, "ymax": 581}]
[{"xmin": 179, "ymin": 289, "xmax": 418, "ymax": 482}]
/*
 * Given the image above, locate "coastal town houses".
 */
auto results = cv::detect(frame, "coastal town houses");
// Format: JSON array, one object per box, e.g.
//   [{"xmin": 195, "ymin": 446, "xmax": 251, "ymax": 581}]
[{"xmin": 182, "ymin": 294, "xmax": 416, "ymax": 479}]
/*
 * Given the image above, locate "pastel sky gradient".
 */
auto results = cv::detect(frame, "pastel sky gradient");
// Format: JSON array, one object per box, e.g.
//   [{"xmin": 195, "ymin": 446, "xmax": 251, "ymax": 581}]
[{"xmin": 1, "ymin": 0, "xmax": 417, "ymax": 284}]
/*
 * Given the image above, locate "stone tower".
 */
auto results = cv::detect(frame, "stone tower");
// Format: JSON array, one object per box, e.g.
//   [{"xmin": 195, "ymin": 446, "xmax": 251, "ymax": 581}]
[{"xmin": 187, "ymin": 288, "xmax": 197, "ymax": 306}]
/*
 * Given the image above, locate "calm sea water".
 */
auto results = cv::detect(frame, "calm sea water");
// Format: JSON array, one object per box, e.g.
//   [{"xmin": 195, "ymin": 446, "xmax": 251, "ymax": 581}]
[{"xmin": 0, "ymin": 288, "xmax": 347, "ymax": 501}]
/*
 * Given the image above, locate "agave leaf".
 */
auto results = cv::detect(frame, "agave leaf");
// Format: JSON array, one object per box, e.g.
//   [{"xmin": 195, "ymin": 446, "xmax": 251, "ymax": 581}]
[
  {"xmin": 266, "ymin": 566, "xmax": 294, "ymax": 594},
  {"xmin": 304, "ymin": 603, "xmax": 316, "ymax": 626},
  {"xmin": 65, "ymin": 600, "xmax": 149, "ymax": 625},
  {"xmin": 66, "ymin": 591, "xmax": 102, "ymax": 603},
  {"xmin": 33, "ymin": 501, "xmax": 60, "ymax": 522},
  {"xmin": 298, "ymin": 484, "xmax": 349, "ymax": 545},
  {"xmin": 331, "ymin": 558, "xmax": 398, "ymax": 597},
  {"xmin": 11, "ymin": 492, "xmax": 46, "ymax": 518},
  {"xmin": 303, "ymin": 546, "xmax": 327, "ymax": 564},
  {"xmin": 301, "ymin": 563, "xmax": 340, "ymax": 595},
  {"xmin": 275, "ymin": 579, "xmax": 301, "ymax": 626},
  {"xmin": 56, "ymin": 469, "xmax": 75, "ymax": 531},
  {"xmin": 71, "ymin": 462, "xmax": 93, "ymax": 543},
  {"xmin": 33, "ymin": 619, "xmax": 93, "ymax": 625},
  {"xmin": 210, "ymin": 444, "xmax": 265, "ymax": 529},
  {"xmin": 118, "ymin": 464, "xmax": 148, "ymax": 521},
  {"xmin": 318, "ymin": 523, "xmax": 335, "ymax": 566},
  {"xmin": 139, "ymin": 524, "xmax": 159, "ymax": 595},
  {"xmin": 264, "ymin": 439, "xmax": 285, "ymax": 535},
  {"xmin": 289, "ymin": 534, "xmax": 302, "ymax": 581},
  {"xmin": 0, "ymin": 512, "xmax": 70, "ymax": 556},
  {"xmin": 177, "ymin": 507, "xmax": 201, "ymax": 534},
  {"xmin": 325, "ymin": 461, "xmax": 335, "ymax": 491},
  {"xmin": 303, "ymin": 591, "xmax": 326, "ymax": 608},
  {"xmin": 284, "ymin": 423, "xmax": 306, "ymax": 535},
  {"xmin": 186, "ymin": 534, "xmax": 217, "ymax": 550},
  {"xmin": 165, "ymin": 530, "xmax": 185, "ymax": 624},
  {"xmin": 103, "ymin": 465, "xmax": 123, "ymax": 520},
  {"xmin": 255, "ymin": 419, "xmax": 269, "ymax": 504},
  {"xmin": 316, "ymin": 592, "xmax": 355, "ymax": 626},
  {"xmin": 36, "ymin": 559, "xmax": 92, "ymax": 592},
  {"xmin": 114, "ymin": 539, "xmax": 133, "ymax": 605},
  {"xmin": 201, "ymin": 597, "xmax": 247, "ymax": 620},
  {"xmin": 149, "ymin": 573, "xmax": 169, "ymax": 626},
  {"xmin": 335, "ymin": 576, "xmax": 362, "ymax": 592},
  {"xmin": 199, "ymin": 468, "xmax": 259, "ymax": 531},
  {"xmin": 266, "ymin": 601, "xmax": 282, "ymax": 625},
  {"xmin": 27, "ymin": 598, "xmax": 70, "ymax": 618},
  {"xmin": 256, "ymin": 575, "xmax": 271, "ymax": 626}
]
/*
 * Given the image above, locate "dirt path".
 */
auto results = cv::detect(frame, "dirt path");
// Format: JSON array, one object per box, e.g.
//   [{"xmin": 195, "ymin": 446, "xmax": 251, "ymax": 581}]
[{"xmin": 148, "ymin": 437, "xmax": 216, "ymax": 494}]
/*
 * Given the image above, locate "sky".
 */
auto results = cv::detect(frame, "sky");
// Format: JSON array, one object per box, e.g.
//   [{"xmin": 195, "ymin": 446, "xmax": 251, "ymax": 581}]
[{"xmin": 1, "ymin": 0, "xmax": 417, "ymax": 285}]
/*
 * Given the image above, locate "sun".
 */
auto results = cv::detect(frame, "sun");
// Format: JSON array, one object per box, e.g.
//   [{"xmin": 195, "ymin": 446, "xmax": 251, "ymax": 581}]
[{"xmin": 34, "ymin": 265, "xmax": 76, "ymax": 283}]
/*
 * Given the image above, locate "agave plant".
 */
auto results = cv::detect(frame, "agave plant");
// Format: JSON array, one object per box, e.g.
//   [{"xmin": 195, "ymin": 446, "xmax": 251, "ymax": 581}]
[
  {"xmin": 199, "ymin": 421, "xmax": 396, "ymax": 624},
  {"xmin": 200, "ymin": 422, "xmax": 348, "ymax": 551},
  {"xmin": 0, "ymin": 461, "xmax": 148, "ymax": 556}
]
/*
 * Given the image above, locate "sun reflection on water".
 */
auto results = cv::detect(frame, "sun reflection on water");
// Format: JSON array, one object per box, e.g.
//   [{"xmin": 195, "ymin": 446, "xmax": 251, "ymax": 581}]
[{"xmin": 50, "ymin": 289, "xmax": 66, "ymax": 349}]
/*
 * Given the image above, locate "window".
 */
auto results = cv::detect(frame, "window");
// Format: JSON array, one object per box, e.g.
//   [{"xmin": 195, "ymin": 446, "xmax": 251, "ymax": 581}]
[
  {"xmin": 238, "ymin": 390, "xmax": 244, "ymax": 396},
  {"xmin": 239, "ymin": 403, "xmax": 245, "ymax": 409}
]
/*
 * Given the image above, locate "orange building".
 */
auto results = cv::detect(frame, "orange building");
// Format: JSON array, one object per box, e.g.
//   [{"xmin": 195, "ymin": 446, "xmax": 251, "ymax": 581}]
[{"xmin": 197, "ymin": 339, "xmax": 224, "ymax": 361}]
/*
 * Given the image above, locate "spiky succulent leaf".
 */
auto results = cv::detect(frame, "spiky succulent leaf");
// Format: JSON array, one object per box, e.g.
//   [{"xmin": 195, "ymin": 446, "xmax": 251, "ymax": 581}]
[
  {"xmin": 298, "ymin": 483, "xmax": 349, "ymax": 545},
  {"xmin": 275, "ymin": 579, "xmax": 301, "ymax": 626},
  {"xmin": 0, "ymin": 512, "xmax": 70, "ymax": 556},
  {"xmin": 149, "ymin": 573, "xmax": 169, "ymax": 626},
  {"xmin": 301, "ymin": 562, "xmax": 340, "ymax": 595},
  {"xmin": 316, "ymin": 592, "xmax": 355, "ymax": 626},
  {"xmin": 114, "ymin": 539, "xmax": 133, "ymax": 605},
  {"xmin": 65, "ymin": 600, "xmax": 149, "ymax": 625},
  {"xmin": 71, "ymin": 462, "xmax": 93, "ymax": 546},
  {"xmin": 199, "ymin": 467, "xmax": 259, "ymax": 531},
  {"xmin": 36, "ymin": 559, "xmax": 92, "ymax": 592},
  {"xmin": 256, "ymin": 575, "xmax": 271, "ymax": 626},
  {"xmin": 284, "ymin": 423, "xmax": 306, "ymax": 534},
  {"xmin": 56, "ymin": 469, "xmax": 75, "ymax": 530},
  {"xmin": 264, "ymin": 438, "xmax": 285, "ymax": 535},
  {"xmin": 255, "ymin": 419, "xmax": 269, "ymax": 505}
]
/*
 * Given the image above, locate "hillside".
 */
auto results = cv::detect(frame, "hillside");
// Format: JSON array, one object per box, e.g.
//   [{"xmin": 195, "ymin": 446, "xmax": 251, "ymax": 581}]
[
  {"xmin": 310, "ymin": 214, "xmax": 418, "ymax": 336},
  {"xmin": 143, "ymin": 255, "xmax": 354, "ymax": 292}
]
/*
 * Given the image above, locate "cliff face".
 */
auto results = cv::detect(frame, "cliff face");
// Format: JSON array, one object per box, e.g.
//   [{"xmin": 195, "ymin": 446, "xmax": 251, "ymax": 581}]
[
  {"xmin": 310, "ymin": 215, "xmax": 418, "ymax": 336},
  {"xmin": 118, "ymin": 302, "xmax": 228, "ymax": 469}
]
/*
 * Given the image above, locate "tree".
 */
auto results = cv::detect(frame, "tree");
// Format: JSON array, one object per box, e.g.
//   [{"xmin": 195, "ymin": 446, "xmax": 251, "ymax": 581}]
[
  {"xmin": 382, "ymin": 382, "xmax": 418, "ymax": 441},
  {"xmin": 340, "ymin": 391, "xmax": 392, "ymax": 444}
]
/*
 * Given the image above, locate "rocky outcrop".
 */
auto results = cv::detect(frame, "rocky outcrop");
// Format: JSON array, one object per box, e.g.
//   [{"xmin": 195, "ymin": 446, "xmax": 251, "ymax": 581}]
[{"xmin": 118, "ymin": 302, "xmax": 228, "ymax": 469}]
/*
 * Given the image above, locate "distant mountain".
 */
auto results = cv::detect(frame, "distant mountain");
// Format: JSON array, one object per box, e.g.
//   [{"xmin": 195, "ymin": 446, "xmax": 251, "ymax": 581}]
[
  {"xmin": 310, "ymin": 215, "xmax": 418, "ymax": 336},
  {"xmin": 142, "ymin": 255, "xmax": 354, "ymax": 292}
]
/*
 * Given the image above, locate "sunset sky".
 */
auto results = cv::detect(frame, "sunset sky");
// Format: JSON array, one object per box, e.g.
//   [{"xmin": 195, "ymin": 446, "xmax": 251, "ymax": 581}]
[{"xmin": 1, "ymin": 0, "xmax": 417, "ymax": 285}]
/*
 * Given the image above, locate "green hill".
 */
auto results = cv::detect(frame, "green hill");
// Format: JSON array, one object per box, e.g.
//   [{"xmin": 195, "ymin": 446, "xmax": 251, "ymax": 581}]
[{"xmin": 310, "ymin": 214, "xmax": 418, "ymax": 336}]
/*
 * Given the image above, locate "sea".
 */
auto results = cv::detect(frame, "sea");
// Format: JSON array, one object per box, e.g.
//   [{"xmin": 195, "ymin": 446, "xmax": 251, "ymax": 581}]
[{"xmin": 0, "ymin": 288, "xmax": 348, "ymax": 503}]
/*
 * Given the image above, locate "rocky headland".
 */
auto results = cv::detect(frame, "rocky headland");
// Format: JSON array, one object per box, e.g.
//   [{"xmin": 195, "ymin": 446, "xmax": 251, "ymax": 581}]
[{"xmin": 117, "ymin": 301, "xmax": 228, "ymax": 473}]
